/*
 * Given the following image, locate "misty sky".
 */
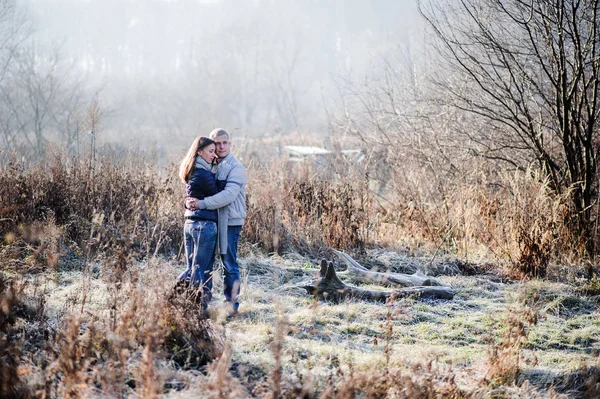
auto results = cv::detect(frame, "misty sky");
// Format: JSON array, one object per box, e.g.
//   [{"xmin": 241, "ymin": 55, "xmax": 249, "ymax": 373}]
[{"xmin": 19, "ymin": 0, "xmax": 425, "ymax": 151}]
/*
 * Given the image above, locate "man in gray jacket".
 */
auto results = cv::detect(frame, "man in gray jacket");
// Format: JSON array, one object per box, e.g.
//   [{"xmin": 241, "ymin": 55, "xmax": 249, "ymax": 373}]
[{"xmin": 187, "ymin": 128, "xmax": 247, "ymax": 316}]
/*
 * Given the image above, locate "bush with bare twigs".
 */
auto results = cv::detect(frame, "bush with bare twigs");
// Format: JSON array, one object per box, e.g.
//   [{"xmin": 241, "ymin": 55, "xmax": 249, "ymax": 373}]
[
  {"xmin": 485, "ymin": 306, "xmax": 539, "ymax": 387},
  {"xmin": 244, "ymin": 159, "xmax": 371, "ymax": 257},
  {"xmin": 0, "ymin": 149, "xmax": 182, "ymax": 272},
  {"xmin": 0, "ymin": 273, "xmax": 29, "ymax": 399},
  {"xmin": 372, "ymin": 165, "xmax": 577, "ymax": 277}
]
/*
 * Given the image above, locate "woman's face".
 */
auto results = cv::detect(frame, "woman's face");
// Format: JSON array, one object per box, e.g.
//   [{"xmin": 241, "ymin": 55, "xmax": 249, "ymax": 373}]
[{"xmin": 197, "ymin": 143, "xmax": 217, "ymax": 163}]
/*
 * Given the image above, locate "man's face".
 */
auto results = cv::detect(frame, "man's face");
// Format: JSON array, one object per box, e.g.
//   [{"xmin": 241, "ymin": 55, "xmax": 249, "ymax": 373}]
[{"xmin": 213, "ymin": 135, "xmax": 231, "ymax": 158}]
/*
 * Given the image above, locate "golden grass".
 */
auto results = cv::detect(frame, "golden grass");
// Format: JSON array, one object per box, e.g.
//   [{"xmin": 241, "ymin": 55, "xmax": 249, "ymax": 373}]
[
  {"xmin": 1, "ymin": 145, "xmax": 599, "ymax": 398},
  {"xmin": 3, "ymin": 233, "xmax": 598, "ymax": 398}
]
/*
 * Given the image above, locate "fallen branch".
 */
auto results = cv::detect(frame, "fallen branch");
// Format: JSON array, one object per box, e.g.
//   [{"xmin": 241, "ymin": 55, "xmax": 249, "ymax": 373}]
[
  {"xmin": 333, "ymin": 249, "xmax": 441, "ymax": 287},
  {"xmin": 298, "ymin": 260, "xmax": 454, "ymax": 302}
]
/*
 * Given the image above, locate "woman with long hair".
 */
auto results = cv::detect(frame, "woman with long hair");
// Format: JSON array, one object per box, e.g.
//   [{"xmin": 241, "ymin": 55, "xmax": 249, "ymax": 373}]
[{"xmin": 177, "ymin": 136, "xmax": 218, "ymax": 309}]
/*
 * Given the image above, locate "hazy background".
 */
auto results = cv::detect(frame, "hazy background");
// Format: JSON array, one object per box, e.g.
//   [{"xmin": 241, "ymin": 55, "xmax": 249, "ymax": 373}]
[{"xmin": 16, "ymin": 0, "xmax": 424, "ymax": 155}]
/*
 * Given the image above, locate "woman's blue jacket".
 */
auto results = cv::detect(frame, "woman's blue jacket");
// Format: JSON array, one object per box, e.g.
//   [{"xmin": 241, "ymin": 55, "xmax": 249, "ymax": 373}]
[{"xmin": 184, "ymin": 167, "xmax": 218, "ymax": 222}]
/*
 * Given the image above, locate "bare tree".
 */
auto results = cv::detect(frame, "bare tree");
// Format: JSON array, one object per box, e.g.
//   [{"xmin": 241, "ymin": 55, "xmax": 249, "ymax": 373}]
[
  {"xmin": 0, "ymin": 0, "xmax": 30, "ymax": 148},
  {"xmin": 419, "ymin": 0, "xmax": 600, "ymax": 246},
  {"xmin": 0, "ymin": 40, "xmax": 86, "ymax": 155},
  {"xmin": 332, "ymin": 38, "xmax": 467, "ymax": 206},
  {"xmin": 0, "ymin": 0, "xmax": 29, "ymax": 83}
]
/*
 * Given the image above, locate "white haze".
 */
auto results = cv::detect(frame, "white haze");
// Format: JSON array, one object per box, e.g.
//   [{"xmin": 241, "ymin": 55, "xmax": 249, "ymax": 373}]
[{"xmin": 21, "ymin": 0, "xmax": 424, "ymax": 153}]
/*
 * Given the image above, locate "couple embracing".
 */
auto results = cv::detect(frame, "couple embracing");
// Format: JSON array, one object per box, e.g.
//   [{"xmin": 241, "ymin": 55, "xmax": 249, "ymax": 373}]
[{"xmin": 177, "ymin": 128, "xmax": 247, "ymax": 318}]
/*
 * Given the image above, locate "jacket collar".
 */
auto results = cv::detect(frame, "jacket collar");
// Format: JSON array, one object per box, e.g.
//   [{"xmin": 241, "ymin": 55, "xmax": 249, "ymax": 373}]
[
  {"xmin": 218, "ymin": 152, "xmax": 233, "ymax": 164},
  {"xmin": 194, "ymin": 156, "xmax": 213, "ymax": 171}
]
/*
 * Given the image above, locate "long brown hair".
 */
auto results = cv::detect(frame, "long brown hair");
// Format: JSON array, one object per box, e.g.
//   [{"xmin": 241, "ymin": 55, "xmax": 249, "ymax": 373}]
[{"xmin": 178, "ymin": 136, "xmax": 216, "ymax": 183}]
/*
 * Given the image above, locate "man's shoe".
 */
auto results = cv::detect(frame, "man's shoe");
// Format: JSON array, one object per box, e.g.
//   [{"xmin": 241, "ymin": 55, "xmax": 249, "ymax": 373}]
[{"xmin": 226, "ymin": 308, "xmax": 239, "ymax": 320}]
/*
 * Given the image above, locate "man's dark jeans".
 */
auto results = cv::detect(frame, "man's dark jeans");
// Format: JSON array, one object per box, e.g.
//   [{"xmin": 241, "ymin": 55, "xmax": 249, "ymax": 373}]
[{"xmin": 221, "ymin": 225, "xmax": 242, "ymax": 310}]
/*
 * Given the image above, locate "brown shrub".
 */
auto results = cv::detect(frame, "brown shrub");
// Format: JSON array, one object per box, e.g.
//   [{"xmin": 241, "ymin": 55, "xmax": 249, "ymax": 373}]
[
  {"xmin": 2, "ymin": 142, "xmax": 584, "ymax": 274},
  {"xmin": 376, "ymin": 166, "xmax": 577, "ymax": 277},
  {"xmin": 244, "ymin": 158, "xmax": 372, "ymax": 256},
  {"xmin": 164, "ymin": 294, "xmax": 224, "ymax": 369},
  {"xmin": 485, "ymin": 306, "xmax": 538, "ymax": 387},
  {"xmin": 0, "ymin": 149, "xmax": 182, "ymax": 271},
  {"xmin": 0, "ymin": 274, "xmax": 30, "ymax": 399},
  {"xmin": 491, "ymin": 171, "xmax": 573, "ymax": 278}
]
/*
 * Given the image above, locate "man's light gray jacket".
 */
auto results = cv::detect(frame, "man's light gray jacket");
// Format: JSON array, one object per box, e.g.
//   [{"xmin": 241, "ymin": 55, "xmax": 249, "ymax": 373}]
[
  {"xmin": 198, "ymin": 152, "xmax": 247, "ymax": 254},
  {"xmin": 199, "ymin": 152, "xmax": 247, "ymax": 225}
]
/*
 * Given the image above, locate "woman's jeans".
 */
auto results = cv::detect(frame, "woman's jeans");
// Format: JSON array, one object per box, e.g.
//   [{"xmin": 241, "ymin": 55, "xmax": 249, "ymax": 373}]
[{"xmin": 179, "ymin": 220, "xmax": 217, "ymax": 304}]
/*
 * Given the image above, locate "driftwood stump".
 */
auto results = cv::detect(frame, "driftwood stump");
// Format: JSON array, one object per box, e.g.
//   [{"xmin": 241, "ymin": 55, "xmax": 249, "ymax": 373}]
[
  {"xmin": 299, "ymin": 260, "xmax": 454, "ymax": 302},
  {"xmin": 333, "ymin": 250, "xmax": 442, "ymax": 287}
]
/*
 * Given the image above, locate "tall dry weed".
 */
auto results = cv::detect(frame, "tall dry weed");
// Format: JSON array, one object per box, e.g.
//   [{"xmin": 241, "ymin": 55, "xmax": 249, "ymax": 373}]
[
  {"xmin": 319, "ymin": 359, "xmax": 467, "ymax": 399},
  {"xmin": 485, "ymin": 306, "xmax": 538, "ymax": 387},
  {"xmin": 494, "ymin": 171, "xmax": 572, "ymax": 278},
  {"xmin": 244, "ymin": 158, "xmax": 288, "ymax": 253},
  {"xmin": 0, "ymin": 274, "xmax": 29, "ymax": 399},
  {"xmin": 0, "ymin": 148, "xmax": 182, "ymax": 273},
  {"xmin": 51, "ymin": 315, "xmax": 93, "ymax": 399},
  {"xmin": 377, "ymin": 164, "xmax": 577, "ymax": 276},
  {"xmin": 244, "ymin": 157, "xmax": 371, "ymax": 257},
  {"xmin": 270, "ymin": 307, "xmax": 289, "ymax": 399},
  {"xmin": 135, "ymin": 308, "xmax": 165, "ymax": 399},
  {"xmin": 164, "ymin": 293, "xmax": 224, "ymax": 369}
]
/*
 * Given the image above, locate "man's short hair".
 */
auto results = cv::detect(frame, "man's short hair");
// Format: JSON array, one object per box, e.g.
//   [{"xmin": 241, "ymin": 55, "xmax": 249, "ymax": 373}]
[{"xmin": 209, "ymin": 128, "xmax": 230, "ymax": 141}]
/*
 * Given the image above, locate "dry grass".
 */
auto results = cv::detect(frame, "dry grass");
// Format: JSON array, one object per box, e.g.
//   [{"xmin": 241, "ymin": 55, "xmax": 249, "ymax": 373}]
[
  {"xmin": 0, "ymin": 148, "xmax": 182, "ymax": 274},
  {"xmin": 484, "ymin": 306, "xmax": 538, "ymax": 387},
  {"xmin": 2, "ymin": 247, "xmax": 595, "ymax": 398},
  {"xmin": 244, "ymin": 157, "xmax": 371, "ymax": 257},
  {"xmin": 1, "ymin": 145, "xmax": 598, "ymax": 398},
  {"xmin": 372, "ymin": 165, "xmax": 581, "ymax": 278},
  {"xmin": 0, "ymin": 273, "xmax": 29, "ymax": 398}
]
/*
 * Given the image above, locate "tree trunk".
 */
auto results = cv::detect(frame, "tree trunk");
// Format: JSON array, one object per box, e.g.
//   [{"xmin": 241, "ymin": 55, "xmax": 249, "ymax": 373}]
[
  {"xmin": 299, "ymin": 260, "xmax": 454, "ymax": 302},
  {"xmin": 333, "ymin": 249, "xmax": 441, "ymax": 287}
]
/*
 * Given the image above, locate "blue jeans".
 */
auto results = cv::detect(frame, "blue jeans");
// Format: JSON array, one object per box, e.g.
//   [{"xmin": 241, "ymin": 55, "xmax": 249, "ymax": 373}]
[
  {"xmin": 180, "ymin": 220, "xmax": 217, "ymax": 304},
  {"xmin": 221, "ymin": 225, "xmax": 242, "ymax": 310}
]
